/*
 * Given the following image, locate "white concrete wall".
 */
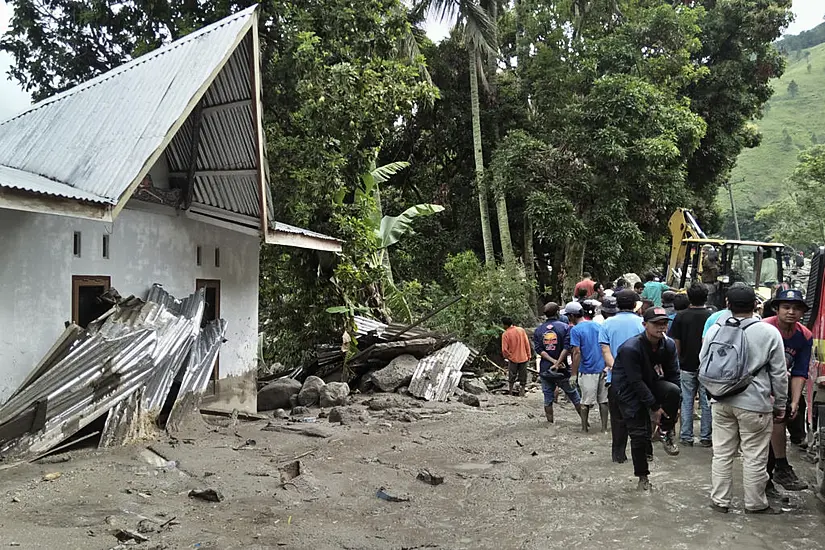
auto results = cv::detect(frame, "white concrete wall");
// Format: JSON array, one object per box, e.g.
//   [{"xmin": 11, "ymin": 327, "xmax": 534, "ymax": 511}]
[{"xmin": 0, "ymin": 205, "xmax": 260, "ymax": 405}]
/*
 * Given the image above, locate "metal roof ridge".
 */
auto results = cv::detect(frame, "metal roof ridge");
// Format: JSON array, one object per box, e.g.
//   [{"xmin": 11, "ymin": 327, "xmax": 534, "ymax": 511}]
[{"xmin": 0, "ymin": 5, "xmax": 259, "ymax": 127}]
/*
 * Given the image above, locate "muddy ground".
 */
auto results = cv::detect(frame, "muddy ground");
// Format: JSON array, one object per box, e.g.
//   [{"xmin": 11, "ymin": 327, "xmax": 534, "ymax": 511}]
[{"xmin": 1, "ymin": 390, "xmax": 824, "ymax": 550}]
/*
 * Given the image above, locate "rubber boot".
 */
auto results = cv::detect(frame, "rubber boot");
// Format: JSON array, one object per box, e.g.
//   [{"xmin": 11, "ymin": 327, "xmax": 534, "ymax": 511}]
[
  {"xmin": 580, "ymin": 405, "xmax": 590, "ymax": 432},
  {"xmin": 544, "ymin": 404, "xmax": 554, "ymax": 423},
  {"xmin": 599, "ymin": 403, "xmax": 610, "ymax": 433},
  {"xmin": 508, "ymin": 383, "xmax": 514, "ymax": 396}
]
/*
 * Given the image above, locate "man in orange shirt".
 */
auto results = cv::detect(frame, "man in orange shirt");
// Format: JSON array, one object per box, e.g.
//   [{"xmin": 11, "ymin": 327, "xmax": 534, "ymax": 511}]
[
  {"xmin": 574, "ymin": 272, "xmax": 596, "ymax": 301},
  {"xmin": 502, "ymin": 316, "xmax": 532, "ymax": 396}
]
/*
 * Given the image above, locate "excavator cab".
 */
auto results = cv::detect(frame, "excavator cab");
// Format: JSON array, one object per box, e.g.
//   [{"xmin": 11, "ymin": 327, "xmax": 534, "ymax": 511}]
[{"xmin": 667, "ymin": 209, "xmax": 786, "ymax": 309}]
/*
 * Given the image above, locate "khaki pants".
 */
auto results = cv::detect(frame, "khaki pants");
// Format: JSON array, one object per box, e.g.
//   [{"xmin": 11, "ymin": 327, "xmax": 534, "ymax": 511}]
[{"xmin": 711, "ymin": 403, "xmax": 773, "ymax": 511}]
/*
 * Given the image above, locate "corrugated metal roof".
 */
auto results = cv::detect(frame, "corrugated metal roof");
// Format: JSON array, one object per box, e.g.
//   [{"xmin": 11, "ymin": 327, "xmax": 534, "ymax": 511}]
[
  {"xmin": 0, "ymin": 6, "xmax": 257, "ymax": 206},
  {"xmin": 0, "ymin": 164, "xmax": 110, "ymax": 203}
]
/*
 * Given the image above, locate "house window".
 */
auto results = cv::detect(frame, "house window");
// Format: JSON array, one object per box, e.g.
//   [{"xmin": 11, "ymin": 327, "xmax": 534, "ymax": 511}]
[
  {"xmin": 102, "ymin": 234, "xmax": 110, "ymax": 259},
  {"xmin": 196, "ymin": 246, "xmax": 202, "ymax": 266},
  {"xmin": 214, "ymin": 248, "xmax": 221, "ymax": 268},
  {"xmin": 73, "ymin": 232, "xmax": 82, "ymax": 257},
  {"xmin": 72, "ymin": 276, "xmax": 111, "ymax": 328}
]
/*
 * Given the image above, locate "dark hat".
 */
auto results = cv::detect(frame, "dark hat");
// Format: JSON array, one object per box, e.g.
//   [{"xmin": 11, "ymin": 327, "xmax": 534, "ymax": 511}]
[
  {"xmin": 563, "ymin": 302, "xmax": 584, "ymax": 316},
  {"xmin": 643, "ymin": 307, "xmax": 670, "ymax": 323},
  {"xmin": 600, "ymin": 296, "xmax": 619, "ymax": 314},
  {"xmin": 615, "ymin": 289, "xmax": 639, "ymax": 310},
  {"xmin": 726, "ymin": 285, "xmax": 756, "ymax": 308},
  {"xmin": 774, "ymin": 288, "xmax": 808, "ymax": 310}
]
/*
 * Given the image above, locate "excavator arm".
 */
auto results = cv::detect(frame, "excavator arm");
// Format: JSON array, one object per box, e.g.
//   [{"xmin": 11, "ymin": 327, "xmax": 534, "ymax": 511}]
[{"xmin": 667, "ymin": 208, "xmax": 706, "ymax": 287}]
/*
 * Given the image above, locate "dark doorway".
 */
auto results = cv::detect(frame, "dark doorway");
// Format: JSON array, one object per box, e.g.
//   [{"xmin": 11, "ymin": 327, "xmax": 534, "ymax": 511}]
[
  {"xmin": 195, "ymin": 279, "xmax": 221, "ymax": 380},
  {"xmin": 72, "ymin": 276, "xmax": 111, "ymax": 328}
]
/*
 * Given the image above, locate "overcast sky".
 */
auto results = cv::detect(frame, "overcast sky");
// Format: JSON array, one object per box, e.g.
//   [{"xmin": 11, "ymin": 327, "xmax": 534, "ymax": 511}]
[{"xmin": 0, "ymin": 0, "xmax": 823, "ymax": 121}]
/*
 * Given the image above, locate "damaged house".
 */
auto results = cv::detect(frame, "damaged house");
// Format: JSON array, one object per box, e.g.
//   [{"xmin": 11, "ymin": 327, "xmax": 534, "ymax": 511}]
[{"xmin": 0, "ymin": 6, "xmax": 341, "ymax": 456}]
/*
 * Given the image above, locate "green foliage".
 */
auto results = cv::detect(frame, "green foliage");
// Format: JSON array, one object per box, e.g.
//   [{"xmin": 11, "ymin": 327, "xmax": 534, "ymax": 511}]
[
  {"xmin": 418, "ymin": 251, "xmax": 535, "ymax": 351},
  {"xmin": 777, "ymin": 22, "xmax": 825, "ymax": 53},
  {"xmin": 377, "ymin": 204, "xmax": 445, "ymax": 248},
  {"xmin": 756, "ymin": 145, "xmax": 825, "ymax": 250},
  {"xmin": 683, "ymin": 0, "xmax": 793, "ymax": 223},
  {"xmin": 727, "ymin": 41, "xmax": 825, "ymax": 214}
]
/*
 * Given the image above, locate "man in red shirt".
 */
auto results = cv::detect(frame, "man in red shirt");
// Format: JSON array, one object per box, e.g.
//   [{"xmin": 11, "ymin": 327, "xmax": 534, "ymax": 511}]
[
  {"xmin": 501, "ymin": 317, "xmax": 532, "ymax": 396},
  {"xmin": 762, "ymin": 289, "xmax": 811, "ymax": 493},
  {"xmin": 574, "ymin": 272, "xmax": 596, "ymax": 301}
]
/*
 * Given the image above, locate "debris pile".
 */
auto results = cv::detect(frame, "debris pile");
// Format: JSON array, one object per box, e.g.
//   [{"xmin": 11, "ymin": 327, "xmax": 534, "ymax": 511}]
[
  {"xmin": 0, "ymin": 284, "xmax": 226, "ymax": 459},
  {"xmin": 258, "ymin": 315, "xmax": 480, "ymax": 409}
]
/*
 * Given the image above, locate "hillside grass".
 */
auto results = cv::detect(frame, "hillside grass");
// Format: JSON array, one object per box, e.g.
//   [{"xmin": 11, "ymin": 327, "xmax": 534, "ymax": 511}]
[{"xmin": 722, "ymin": 42, "xmax": 825, "ymax": 213}]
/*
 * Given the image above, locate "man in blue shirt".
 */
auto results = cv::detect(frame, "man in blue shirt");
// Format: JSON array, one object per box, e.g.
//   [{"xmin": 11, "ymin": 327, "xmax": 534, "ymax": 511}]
[
  {"xmin": 534, "ymin": 302, "xmax": 582, "ymax": 424},
  {"xmin": 570, "ymin": 301, "xmax": 608, "ymax": 433},
  {"xmin": 599, "ymin": 289, "xmax": 645, "ymax": 463}
]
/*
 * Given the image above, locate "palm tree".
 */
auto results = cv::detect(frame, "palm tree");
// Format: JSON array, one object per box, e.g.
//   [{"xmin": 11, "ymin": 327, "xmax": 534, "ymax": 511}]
[{"xmin": 417, "ymin": 0, "xmax": 504, "ymax": 266}]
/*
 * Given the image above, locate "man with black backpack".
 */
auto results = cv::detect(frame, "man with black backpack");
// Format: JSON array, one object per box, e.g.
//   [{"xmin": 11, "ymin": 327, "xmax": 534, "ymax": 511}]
[{"xmin": 700, "ymin": 286, "xmax": 788, "ymax": 514}]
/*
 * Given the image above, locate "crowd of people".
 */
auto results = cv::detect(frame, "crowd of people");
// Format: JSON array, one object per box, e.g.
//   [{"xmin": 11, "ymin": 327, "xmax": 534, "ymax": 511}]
[{"xmin": 501, "ymin": 273, "xmax": 813, "ymax": 514}]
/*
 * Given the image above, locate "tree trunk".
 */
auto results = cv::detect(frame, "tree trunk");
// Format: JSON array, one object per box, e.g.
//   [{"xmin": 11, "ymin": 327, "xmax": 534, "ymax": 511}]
[
  {"xmin": 562, "ymin": 236, "xmax": 586, "ymax": 301},
  {"xmin": 523, "ymin": 212, "xmax": 538, "ymax": 315},
  {"xmin": 469, "ymin": 51, "xmax": 495, "ymax": 266},
  {"xmin": 484, "ymin": 2, "xmax": 514, "ymax": 265}
]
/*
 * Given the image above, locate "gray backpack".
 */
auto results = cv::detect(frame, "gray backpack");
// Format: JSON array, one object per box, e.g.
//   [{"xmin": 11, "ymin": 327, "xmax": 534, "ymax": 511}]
[{"xmin": 699, "ymin": 315, "xmax": 762, "ymax": 399}]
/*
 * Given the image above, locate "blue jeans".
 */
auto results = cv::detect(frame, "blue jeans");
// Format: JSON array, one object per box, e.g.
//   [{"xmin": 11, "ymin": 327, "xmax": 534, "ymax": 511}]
[
  {"xmin": 680, "ymin": 370, "xmax": 711, "ymax": 443},
  {"xmin": 541, "ymin": 377, "xmax": 581, "ymax": 406}
]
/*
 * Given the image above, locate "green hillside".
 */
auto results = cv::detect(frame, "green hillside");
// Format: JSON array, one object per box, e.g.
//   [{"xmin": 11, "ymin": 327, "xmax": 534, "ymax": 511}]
[{"xmin": 724, "ymin": 42, "xmax": 825, "ymax": 215}]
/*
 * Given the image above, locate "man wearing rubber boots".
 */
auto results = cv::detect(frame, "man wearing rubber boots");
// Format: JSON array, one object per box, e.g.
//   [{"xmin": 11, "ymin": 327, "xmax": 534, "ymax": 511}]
[
  {"xmin": 611, "ymin": 307, "xmax": 681, "ymax": 490},
  {"xmin": 534, "ymin": 302, "xmax": 583, "ymax": 423}
]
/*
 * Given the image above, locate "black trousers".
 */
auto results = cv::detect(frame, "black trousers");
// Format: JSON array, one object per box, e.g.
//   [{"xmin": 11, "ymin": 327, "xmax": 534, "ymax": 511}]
[
  {"xmin": 608, "ymin": 384, "xmax": 628, "ymax": 461},
  {"xmin": 788, "ymin": 395, "xmax": 807, "ymax": 444},
  {"xmin": 622, "ymin": 380, "xmax": 680, "ymax": 477}
]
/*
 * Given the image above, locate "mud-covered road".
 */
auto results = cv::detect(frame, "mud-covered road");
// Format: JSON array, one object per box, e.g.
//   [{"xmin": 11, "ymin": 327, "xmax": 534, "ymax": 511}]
[{"xmin": 1, "ymin": 390, "xmax": 824, "ymax": 549}]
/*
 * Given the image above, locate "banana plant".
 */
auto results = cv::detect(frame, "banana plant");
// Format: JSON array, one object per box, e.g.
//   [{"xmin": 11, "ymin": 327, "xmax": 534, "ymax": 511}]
[{"xmin": 331, "ymin": 158, "xmax": 444, "ymax": 322}]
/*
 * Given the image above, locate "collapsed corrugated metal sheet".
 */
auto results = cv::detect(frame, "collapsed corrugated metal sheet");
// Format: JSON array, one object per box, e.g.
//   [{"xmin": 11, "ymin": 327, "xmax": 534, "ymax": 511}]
[
  {"xmin": 408, "ymin": 343, "xmax": 470, "ymax": 402},
  {"xmin": 0, "ymin": 285, "xmax": 226, "ymax": 459},
  {"xmin": 0, "ymin": 6, "xmax": 257, "ymax": 205},
  {"xmin": 354, "ymin": 316, "xmax": 387, "ymax": 338}
]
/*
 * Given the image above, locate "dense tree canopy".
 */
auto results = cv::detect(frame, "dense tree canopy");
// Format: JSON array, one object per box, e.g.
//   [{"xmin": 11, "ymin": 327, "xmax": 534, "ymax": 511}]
[{"xmin": 2, "ymin": 0, "xmax": 794, "ymax": 363}]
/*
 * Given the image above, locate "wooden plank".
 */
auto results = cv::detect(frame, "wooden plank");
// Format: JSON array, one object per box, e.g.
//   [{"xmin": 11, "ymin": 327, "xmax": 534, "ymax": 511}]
[
  {"xmin": 169, "ymin": 169, "xmax": 256, "ymax": 178},
  {"xmin": 249, "ymin": 17, "xmax": 269, "ymax": 237},
  {"xmin": 201, "ymin": 99, "xmax": 251, "ymax": 115},
  {"xmin": 183, "ymin": 101, "xmax": 204, "ymax": 210}
]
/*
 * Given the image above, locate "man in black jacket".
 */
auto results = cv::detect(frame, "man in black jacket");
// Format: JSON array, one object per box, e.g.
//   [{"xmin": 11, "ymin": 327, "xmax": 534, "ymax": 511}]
[{"xmin": 612, "ymin": 307, "xmax": 682, "ymax": 490}]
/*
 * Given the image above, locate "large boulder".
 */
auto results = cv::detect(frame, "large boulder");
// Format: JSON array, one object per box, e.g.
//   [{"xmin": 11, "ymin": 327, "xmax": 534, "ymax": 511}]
[
  {"xmin": 319, "ymin": 382, "xmax": 351, "ymax": 408},
  {"xmin": 370, "ymin": 354, "xmax": 419, "ymax": 392},
  {"xmin": 297, "ymin": 376, "xmax": 326, "ymax": 406},
  {"xmin": 461, "ymin": 378, "xmax": 487, "ymax": 395},
  {"xmin": 258, "ymin": 378, "xmax": 302, "ymax": 411}
]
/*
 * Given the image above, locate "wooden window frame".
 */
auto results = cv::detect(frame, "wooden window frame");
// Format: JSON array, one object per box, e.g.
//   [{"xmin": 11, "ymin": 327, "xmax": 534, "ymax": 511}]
[{"xmin": 71, "ymin": 275, "xmax": 111, "ymax": 326}]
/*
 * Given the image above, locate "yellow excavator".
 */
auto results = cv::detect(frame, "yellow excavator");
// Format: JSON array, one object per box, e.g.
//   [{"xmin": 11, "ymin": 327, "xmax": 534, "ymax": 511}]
[{"xmin": 667, "ymin": 208, "xmax": 787, "ymax": 308}]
